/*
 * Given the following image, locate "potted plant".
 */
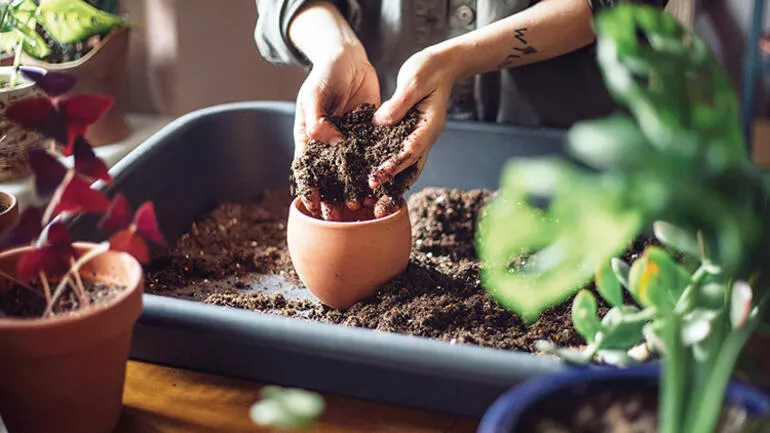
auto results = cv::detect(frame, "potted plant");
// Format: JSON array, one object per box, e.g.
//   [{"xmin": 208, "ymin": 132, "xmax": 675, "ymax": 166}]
[
  {"xmin": 0, "ymin": 66, "xmax": 164, "ymax": 433},
  {"xmin": 476, "ymin": 4, "xmax": 770, "ymax": 432},
  {"xmin": 0, "ymin": 0, "xmax": 131, "ymax": 146}
]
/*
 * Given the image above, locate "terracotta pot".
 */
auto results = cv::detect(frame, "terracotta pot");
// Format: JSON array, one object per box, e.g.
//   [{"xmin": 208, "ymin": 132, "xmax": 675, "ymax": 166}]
[
  {"xmin": 0, "ymin": 242, "xmax": 143, "ymax": 433},
  {"xmin": 0, "ymin": 191, "xmax": 19, "ymax": 235},
  {"xmin": 22, "ymin": 27, "xmax": 131, "ymax": 147},
  {"xmin": 287, "ymin": 198, "xmax": 412, "ymax": 309},
  {"xmin": 0, "ymin": 67, "xmax": 48, "ymax": 182}
]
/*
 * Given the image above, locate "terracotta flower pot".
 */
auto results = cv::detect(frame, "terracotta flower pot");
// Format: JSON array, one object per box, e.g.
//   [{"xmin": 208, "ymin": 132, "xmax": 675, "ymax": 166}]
[
  {"xmin": 22, "ymin": 27, "xmax": 131, "ymax": 147},
  {"xmin": 0, "ymin": 67, "xmax": 48, "ymax": 182},
  {"xmin": 0, "ymin": 242, "xmax": 144, "ymax": 433},
  {"xmin": 0, "ymin": 191, "xmax": 19, "ymax": 235},
  {"xmin": 287, "ymin": 198, "xmax": 412, "ymax": 309}
]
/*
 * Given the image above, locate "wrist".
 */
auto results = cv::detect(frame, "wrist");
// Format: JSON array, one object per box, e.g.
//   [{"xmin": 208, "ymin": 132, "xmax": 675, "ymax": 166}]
[
  {"xmin": 289, "ymin": 0, "xmax": 366, "ymax": 66},
  {"xmin": 423, "ymin": 39, "xmax": 472, "ymax": 82}
]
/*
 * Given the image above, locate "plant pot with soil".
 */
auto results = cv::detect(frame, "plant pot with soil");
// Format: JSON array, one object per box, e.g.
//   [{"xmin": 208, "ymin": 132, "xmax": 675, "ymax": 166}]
[
  {"xmin": 0, "ymin": 190, "xmax": 19, "ymax": 234},
  {"xmin": 0, "ymin": 0, "xmax": 131, "ymax": 147},
  {"xmin": 0, "ymin": 67, "xmax": 164, "ymax": 433},
  {"xmin": 287, "ymin": 104, "xmax": 420, "ymax": 309},
  {"xmin": 476, "ymin": 5, "xmax": 770, "ymax": 433},
  {"xmin": 0, "ymin": 66, "xmax": 47, "ymax": 181},
  {"xmin": 478, "ymin": 364, "xmax": 770, "ymax": 433}
]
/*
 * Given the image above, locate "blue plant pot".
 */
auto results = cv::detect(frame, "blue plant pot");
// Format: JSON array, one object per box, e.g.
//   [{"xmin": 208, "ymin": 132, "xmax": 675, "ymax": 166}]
[{"xmin": 478, "ymin": 363, "xmax": 770, "ymax": 433}]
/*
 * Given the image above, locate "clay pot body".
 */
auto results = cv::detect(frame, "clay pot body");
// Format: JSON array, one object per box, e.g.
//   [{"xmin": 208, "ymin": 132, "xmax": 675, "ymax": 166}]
[
  {"xmin": 0, "ymin": 243, "xmax": 144, "ymax": 433},
  {"xmin": 0, "ymin": 67, "xmax": 48, "ymax": 182},
  {"xmin": 287, "ymin": 198, "xmax": 412, "ymax": 309},
  {"xmin": 0, "ymin": 191, "xmax": 19, "ymax": 235},
  {"xmin": 22, "ymin": 27, "xmax": 131, "ymax": 147}
]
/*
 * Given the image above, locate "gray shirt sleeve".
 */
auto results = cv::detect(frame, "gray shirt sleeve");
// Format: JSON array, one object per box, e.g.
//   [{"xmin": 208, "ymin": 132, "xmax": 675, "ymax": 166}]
[{"xmin": 254, "ymin": 0, "xmax": 361, "ymax": 67}]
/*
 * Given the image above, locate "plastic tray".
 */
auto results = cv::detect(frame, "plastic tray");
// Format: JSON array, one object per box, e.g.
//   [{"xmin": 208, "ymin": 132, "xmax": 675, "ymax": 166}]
[{"xmin": 71, "ymin": 101, "xmax": 573, "ymax": 418}]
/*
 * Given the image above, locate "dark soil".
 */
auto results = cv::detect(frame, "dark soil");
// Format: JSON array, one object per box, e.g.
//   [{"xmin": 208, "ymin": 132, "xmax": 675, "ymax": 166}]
[
  {"xmin": 144, "ymin": 187, "xmax": 656, "ymax": 352},
  {"xmin": 0, "ymin": 280, "xmax": 126, "ymax": 318},
  {"xmin": 518, "ymin": 378, "xmax": 751, "ymax": 433},
  {"xmin": 291, "ymin": 104, "xmax": 420, "ymax": 212},
  {"xmin": 0, "ymin": 202, "xmax": 8, "ymax": 213}
]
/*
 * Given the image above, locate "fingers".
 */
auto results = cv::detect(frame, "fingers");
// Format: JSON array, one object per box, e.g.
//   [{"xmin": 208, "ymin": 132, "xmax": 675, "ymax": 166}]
[
  {"xmin": 320, "ymin": 202, "xmax": 342, "ymax": 221},
  {"xmin": 373, "ymin": 196, "xmax": 399, "ymax": 218},
  {"xmin": 372, "ymin": 79, "xmax": 424, "ymax": 127},
  {"xmin": 303, "ymin": 90, "xmax": 343, "ymax": 145}
]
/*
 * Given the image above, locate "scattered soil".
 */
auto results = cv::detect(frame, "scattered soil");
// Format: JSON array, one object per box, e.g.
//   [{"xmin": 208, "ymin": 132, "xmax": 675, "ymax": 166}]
[
  {"xmin": 517, "ymin": 378, "xmax": 751, "ymax": 433},
  {"xmin": 291, "ymin": 104, "xmax": 420, "ymax": 213},
  {"xmin": 0, "ymin": 280, "xmax": 126, "ymax": 318},
  {"xmin": 144, "ymin": 187, "xmax": 656, "ymax": 352}
]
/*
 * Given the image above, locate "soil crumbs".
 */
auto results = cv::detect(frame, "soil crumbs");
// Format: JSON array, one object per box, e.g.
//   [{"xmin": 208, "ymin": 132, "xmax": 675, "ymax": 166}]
[
  {"xmin": 144, "ymin": 188, "xmax": 647, "ymax": 352},
  {"xmin": 292, "ymin": 103, "xmax": 420, "ymax": 212},
  {"xmin": 520, "ymin": 380, "xmax": 752, "ymax": 433},
  {"xmin": 0, "ymin": 281, "xmax": 125, "ymax": 318}
]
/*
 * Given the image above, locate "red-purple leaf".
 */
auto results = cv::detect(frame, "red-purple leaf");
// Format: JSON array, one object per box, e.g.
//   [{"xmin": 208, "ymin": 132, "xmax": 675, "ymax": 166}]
[
  {"xmin": 16, "ymin": 244, "xmax": 75, "ymax": 281},
  {"xmin": 0, "ymin": 206, "xmax": 43, "ymax": 249},
  {"xmin": 19, "ymin": 67, "xmax": 77, "ymax": 97},
  {"xmin": 109, "ymin": 229, "xmax": 150, "ymax": 263},
  {"xmin": 39, "ymin": 222, "xmax": 71, "ymax": 247},
  {"xmin": 5, "ymin": 97, "xmax": 54, "ymax": 129},
  {"xmin": 28, "ymin": 148, "xmax": 68, "ymax": 199},
  {"xmin": 73, "ymin": 137, "xmax": 111, "ymax": 183},
  {"xmin": 133, "ymin": 202, "xmax": 165, "ymax": 245},
  {"xmin": 52, "ymin": 175, "xmax": 110, "ymax": 217},
  {"xmin": 58, "ymin": 94, "xmax": 113, "ymax": 140},
  {"xmin": 99, "ymin": 194, "xmax": 132, "ymax": 231}
]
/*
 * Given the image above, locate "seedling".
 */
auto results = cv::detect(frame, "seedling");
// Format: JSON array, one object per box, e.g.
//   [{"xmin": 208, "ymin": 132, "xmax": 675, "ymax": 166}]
[
  {"xmin": 0, "ymin": 66, "xmax": 163, "ymax": 318},
  {"xmin": 477, "ymin": 5, "xmax": 770, "ymax": 433}
]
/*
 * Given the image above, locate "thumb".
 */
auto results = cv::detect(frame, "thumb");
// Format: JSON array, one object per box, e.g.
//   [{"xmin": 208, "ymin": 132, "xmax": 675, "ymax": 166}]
[
  {"xmin": 373, "ymin": 84, "xmax": 423, "ymax": 126},
  {"xmin": 304, "ymin": 91, "xmax": 343, "ymax": 145}
]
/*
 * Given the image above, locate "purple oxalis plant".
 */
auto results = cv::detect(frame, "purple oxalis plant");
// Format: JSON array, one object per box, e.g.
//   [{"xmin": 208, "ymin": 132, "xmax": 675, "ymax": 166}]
[{"xmin": 0, "ymin": 66, "xmax": 164, "ymax": 318}]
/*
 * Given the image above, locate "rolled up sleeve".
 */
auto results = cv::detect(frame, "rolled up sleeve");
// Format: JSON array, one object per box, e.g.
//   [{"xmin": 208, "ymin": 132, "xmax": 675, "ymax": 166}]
[
  {"xmin": 588, "ymin": 0, "xmax": 669, "ymax": 16},
  {"xmin": 254, "ymin": 0, "xmax": 362, "ymax": 66}
]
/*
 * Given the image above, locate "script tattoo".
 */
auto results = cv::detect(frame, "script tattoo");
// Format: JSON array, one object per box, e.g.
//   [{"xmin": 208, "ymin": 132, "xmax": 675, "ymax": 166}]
[{"xmin": 498, "ymin": 28, "xmax": 538, "ymax": 68}]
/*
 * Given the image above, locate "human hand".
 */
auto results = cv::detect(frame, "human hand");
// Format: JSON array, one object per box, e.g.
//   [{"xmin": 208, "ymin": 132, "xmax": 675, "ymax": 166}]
[
  {"xmin": 293, "ymin": 44, "xmax": 380, "ymax": 220},
  {"xmin": 369, "ymin": 47, "xmax": 457, "ymax": 192}
]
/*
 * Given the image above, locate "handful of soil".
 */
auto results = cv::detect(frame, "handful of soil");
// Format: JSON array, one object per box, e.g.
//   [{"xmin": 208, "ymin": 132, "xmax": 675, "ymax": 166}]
[{"xmin": 292, "ymin": 104, "xmax": 420, "ymax": 211}]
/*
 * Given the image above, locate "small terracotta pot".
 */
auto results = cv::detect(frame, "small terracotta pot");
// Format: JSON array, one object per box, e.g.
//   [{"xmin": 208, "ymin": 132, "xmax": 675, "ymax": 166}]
[
  {"xmin": 287, "ymin": 198, "xmax": 412, "ymax": 309},
  {"xmin": 0, "ymin": 191, "xmax": 19, "ymax": 234},
  {"xmin": 22, "ymin": 27, "xmax": 131, "ymax": 147},
  {"xmin": 0, "ymin": 242, "xmax": 143, "ymax": 433}
]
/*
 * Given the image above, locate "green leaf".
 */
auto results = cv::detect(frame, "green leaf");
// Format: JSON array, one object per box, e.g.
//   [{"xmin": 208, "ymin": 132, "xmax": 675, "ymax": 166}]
[
  {"xmin": 477, "ymin": 158, "xmax": 644, "ymax": 323},
  {"xmin": 37, "ymin": 0, "xmax": 126, "ymax": 44},
  {"xmin": 567, "ymin": 114, "xmax": 656, "ymax": 170},
  {"xmin": 627, "ymin": 246, "xmax": 690, "ymax": 308},
  {"xmin": 250, "ymin": 386, "xmax": 325, "ymax": 430},
  {"xmin": 571, "ymin": 289, "xmax": 602, "ymax": 343},
  {"xmin": 534, "ymin": 340, "xmax": 595, "ymax": 364},
  {"xmin": 611, "ymin": 258, "xmax": 631, "ymax": 288},
  {"xmin": 598, "ymin": 306, "xmax": 647, "ymax": 350},
  {"xmin": 681, "ymin": 309, "xmax": 718, "ymax": 346},
  {"xmin": 0, "ymin": 0, "xmax": 51, "ymax": 59},
  {"xmin": 730, "ymin": 280, "xmax": 753, "ymax": 330},
  {"xmin": 595, "ymin": 259, "xmax": 624, "ymax": 307},
  {"xmin": 652, "ymin": 221, "xmax": 701, "ymax": 258}
]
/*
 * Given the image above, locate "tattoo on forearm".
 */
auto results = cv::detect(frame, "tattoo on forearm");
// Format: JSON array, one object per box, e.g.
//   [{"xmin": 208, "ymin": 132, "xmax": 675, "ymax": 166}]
[{"xmin": 498, "ymin": 28, "xmax": 537, "ymax": 68}]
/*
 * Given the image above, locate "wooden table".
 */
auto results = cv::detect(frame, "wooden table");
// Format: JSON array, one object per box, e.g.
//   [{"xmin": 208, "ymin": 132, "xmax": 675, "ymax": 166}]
[{"xmin": 116, "ymin": 361, "xmax": 479, "ymax": 433}]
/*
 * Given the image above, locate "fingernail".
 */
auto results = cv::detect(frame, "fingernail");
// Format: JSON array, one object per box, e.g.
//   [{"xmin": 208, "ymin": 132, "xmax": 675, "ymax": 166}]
[{"xmin": 346, "ymin": 201, "xmax": 361, "ymax": 211}]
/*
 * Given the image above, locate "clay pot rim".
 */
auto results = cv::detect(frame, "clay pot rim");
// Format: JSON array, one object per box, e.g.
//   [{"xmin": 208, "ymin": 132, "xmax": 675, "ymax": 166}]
[
  {"xmin": 291, "ymin": 196, "xmax": 408, "ymax": 228},
  {"xmin": 24, "ymin": 26, "xmax": 130, "ymax": 70},
  {"xmin": 0, "ymin": 66, "xmax": 36, "ymax": 92},
  {"xmin": 0, "ymin": 191, "xmax": 18, "ymax": 218},
  {"xmin": 0, "ymin": 241, "xmax": 142, "ymax": 328}
]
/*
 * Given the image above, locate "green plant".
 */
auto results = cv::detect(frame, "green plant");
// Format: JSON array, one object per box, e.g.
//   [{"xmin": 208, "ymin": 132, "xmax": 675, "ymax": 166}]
[
  {"xmin": 0, "ymin": 0, "xmax": 127, "ymax": 85},
  {"xmin": 250, "ymin": 386, "xmax": 325, "ymax": 430},
  {"xmin": 476, "ymin": 4, "xmax": 770, "ymax": 433}
]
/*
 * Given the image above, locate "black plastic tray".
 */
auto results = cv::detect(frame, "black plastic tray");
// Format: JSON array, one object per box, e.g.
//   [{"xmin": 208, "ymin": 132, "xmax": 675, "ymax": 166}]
[{"xmin": 72, "ymin": 101, "xmax": 572, "ymax": 418}]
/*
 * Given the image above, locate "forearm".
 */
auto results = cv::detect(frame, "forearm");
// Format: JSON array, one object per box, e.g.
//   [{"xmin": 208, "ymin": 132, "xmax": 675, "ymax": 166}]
[
  {"xmin": 288, "ymin": 0, "xmax": 365, "ymax": 64},
  {"xmin": 433, "ymin": 0, "xmax": 595, "ymax": 80}
]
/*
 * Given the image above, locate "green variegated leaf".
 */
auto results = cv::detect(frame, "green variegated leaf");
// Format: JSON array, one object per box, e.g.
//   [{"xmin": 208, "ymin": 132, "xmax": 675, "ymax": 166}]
[{"xmin": 38, "ymin": 0, "xmax": 126, "ymax": 44}]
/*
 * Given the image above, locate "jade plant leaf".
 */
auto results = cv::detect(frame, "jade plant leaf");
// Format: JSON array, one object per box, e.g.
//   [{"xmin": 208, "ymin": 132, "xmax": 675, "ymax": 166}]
[
  {"xmin": 597, "ymin": 305, "xmax": 646, "ymax": 351},
  {"xmin": 627, "ymin": 246, "xmax": 690, "ymax": 309},
  {"xmin": 37, "ymin": 0, "xmax": 126, "ymax": 44},
  {"xmin": 653, "ymin": 221, "xmax": 701, "ymax": 259},
  {"xmin": 571, "ymin": 289, "xmax": 602, "ymax": 343},
  {"xmin": 476, "ymin": 158, "xmax": 643, "ymax": 322},
  {"xmin": 595, "ymin": 259, "xmax": 624, "ymax": 307}
]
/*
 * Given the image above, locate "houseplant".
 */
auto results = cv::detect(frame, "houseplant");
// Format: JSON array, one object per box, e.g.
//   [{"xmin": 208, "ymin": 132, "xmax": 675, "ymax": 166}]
[
  {"xmin": 476, "ymin": 4, "xmax": 770, "ymax": 433},
  {"xmin": 0, "ymin": 0, "xmax": 131, "ymax": 146},
  {"xmin": 0, "ymin": 66, "xmax": 164, "ymax": 433}
]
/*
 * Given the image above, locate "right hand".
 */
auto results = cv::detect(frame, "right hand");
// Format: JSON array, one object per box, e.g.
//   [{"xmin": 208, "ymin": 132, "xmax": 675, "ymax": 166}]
[{"xmin": 293, "ymin": 44, "xmax": 380, "ymax": 221}]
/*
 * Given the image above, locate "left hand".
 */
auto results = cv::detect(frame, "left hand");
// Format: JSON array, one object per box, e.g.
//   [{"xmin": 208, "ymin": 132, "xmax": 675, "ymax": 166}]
[{"xmin": 368, "ymin": 46, "xmax": 457, "ymax": 191}]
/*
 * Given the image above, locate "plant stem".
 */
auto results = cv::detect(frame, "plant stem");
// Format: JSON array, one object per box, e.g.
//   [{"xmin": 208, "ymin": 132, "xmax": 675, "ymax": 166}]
[
  {"xmin": 38, "ymin": 271, "xmax": 51, "ymax": 305},
  {"xmin": 70, "ymin": 257, "xmax": 90, "ymax": 307},
  {"xmin": 675, "ymin": 264, "xmax": 709, "ymax": 315},
  {"xmin": 682, "ymin": 312, "xmax": 759, "ymax": 433},
  {"xmin": 0, "ymin": 268, "xmax": 42, "ymax": 297},
  {"xmin": 43, "ymin": 275, "xmax": 71, "ymax": 318},
  {"xmin": 9, "ymin": 39, "xmax": 22, "ymax": 87},
  {"xmin": 660, "ymin": 315, "xmax": 686, "ymax": 433}
]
